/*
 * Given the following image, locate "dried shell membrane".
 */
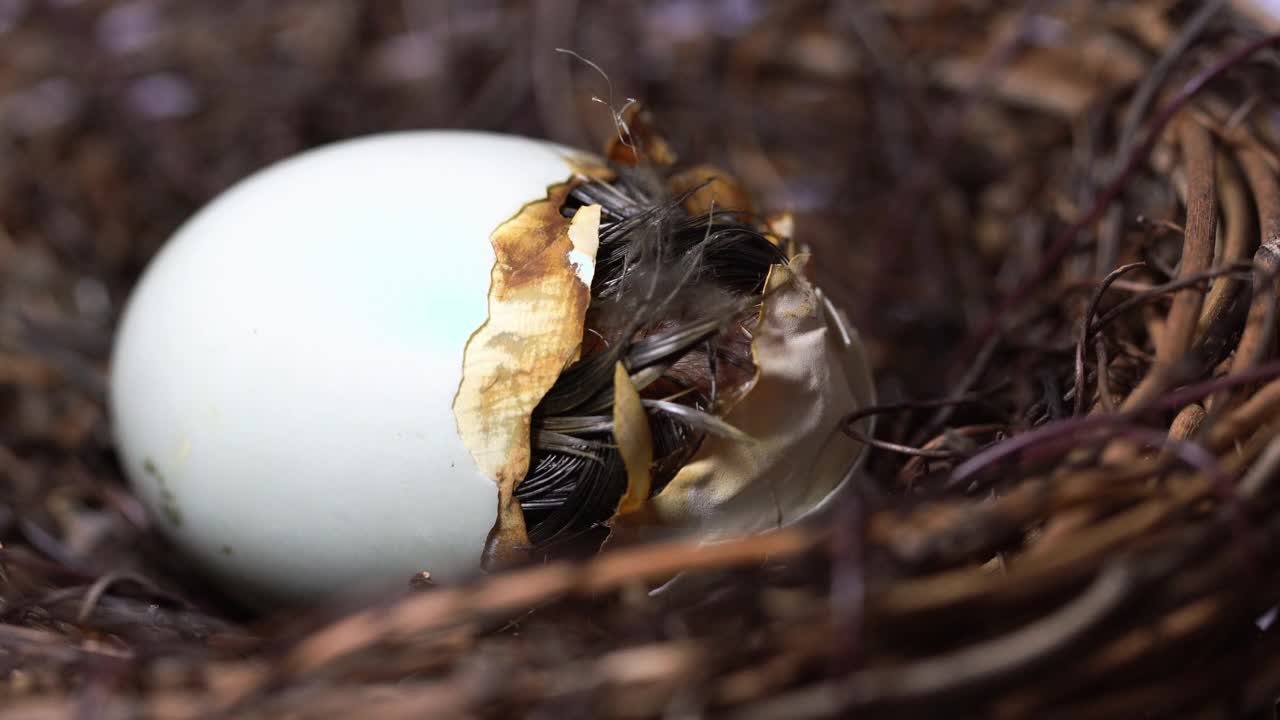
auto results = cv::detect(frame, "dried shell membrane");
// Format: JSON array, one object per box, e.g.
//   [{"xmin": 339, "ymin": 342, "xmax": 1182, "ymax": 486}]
[
  {"xmin": 611, "ymin": 360, "xmax": 653, "ymax": 517},
  {"xmin": 647, "ymin": 255, "xmax": 875, "ymax": 535},
  {"xmin": 452, "ymin": 179, "xmax": 601, "ymax": 566}
]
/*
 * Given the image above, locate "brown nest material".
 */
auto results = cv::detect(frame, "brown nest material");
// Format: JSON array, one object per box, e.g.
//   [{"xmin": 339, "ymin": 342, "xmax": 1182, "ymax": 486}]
[{"xmin": 8, "ymin": 1, "xmax": 1280, "ymax": 717}]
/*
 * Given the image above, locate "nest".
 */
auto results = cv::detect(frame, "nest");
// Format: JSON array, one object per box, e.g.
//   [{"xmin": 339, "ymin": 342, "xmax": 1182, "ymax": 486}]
[{"xmin": 6, "ymin": 1, "xmax": 1280, "ymax": 717}]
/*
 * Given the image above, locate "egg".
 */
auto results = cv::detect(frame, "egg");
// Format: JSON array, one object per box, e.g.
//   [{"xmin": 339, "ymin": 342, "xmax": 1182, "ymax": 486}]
[
  {"xmin": 111, "ymin": 128, "xmax": 875, "ymax": 609},
  {"xmin": 110, "ymin": 131, "xmax": 592, "ymax": 607}
]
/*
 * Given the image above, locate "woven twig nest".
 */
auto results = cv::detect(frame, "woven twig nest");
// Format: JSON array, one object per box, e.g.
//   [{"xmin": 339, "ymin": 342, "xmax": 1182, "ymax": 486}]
[{"xmin": 8, "ymin": 1, "xmax": 1280, "ymax": 718}]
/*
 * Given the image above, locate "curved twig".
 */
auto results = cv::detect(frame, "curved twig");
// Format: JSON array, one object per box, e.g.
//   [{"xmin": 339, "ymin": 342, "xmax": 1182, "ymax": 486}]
[
  {"xmin": 1121, "ymin": 118, "xmax": 1217, "ymax": 410},
  {"xmin": 735, "ymin": 561, "xmax": 1135, "ymax": 718},
  {"xmin": 957, "ymin": 32, "xmax": 1280, "ymax": 368},
  {"xmin": 1074, "ymin": 262, "xmax": 1146, "ymax": 416}
]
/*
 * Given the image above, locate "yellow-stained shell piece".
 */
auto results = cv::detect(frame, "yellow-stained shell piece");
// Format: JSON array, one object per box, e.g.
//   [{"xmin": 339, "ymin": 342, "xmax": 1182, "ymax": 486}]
[
  {"xmin": 452, "ymin": 181, "xmax": 602, "ymax": 567},
  {"xmin": 611, "ymin": 360, "xmax": 654, "ymax": 517}
]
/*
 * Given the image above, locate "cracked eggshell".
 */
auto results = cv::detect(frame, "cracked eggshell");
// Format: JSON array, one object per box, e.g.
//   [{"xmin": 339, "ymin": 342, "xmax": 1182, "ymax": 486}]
[
  {"xmin": 109, "ymin": 131, "xmax": 592, "ymax": 608},
  {"xmin": 642, "ymin": 255, "xmax": 875, "ymax": 538}
]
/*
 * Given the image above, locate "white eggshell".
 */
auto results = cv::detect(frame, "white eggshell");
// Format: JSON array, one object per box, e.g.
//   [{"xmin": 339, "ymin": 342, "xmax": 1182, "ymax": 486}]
[{"xmin": 110, "ymin": 131, "xmax": 585, "ymax": 608}]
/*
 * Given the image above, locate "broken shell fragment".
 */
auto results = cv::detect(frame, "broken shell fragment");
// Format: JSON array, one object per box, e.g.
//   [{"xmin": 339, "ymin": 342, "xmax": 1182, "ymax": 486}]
[
  {"xmin": 451, "ymin": 181, "xmax": 600, "ymax": 568},
  {"xmin": 109, "ymin": 125, "xmax": 873, "ymax": 609},
  {"xmin": 648, "ymin": 256, "xmax": 874, "ymax": 534}
]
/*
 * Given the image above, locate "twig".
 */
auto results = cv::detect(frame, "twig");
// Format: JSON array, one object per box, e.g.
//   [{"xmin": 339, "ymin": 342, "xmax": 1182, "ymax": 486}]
[
  {"xmin": 736, "ymin": 561, "xmax": 1135, "ymax": 718},
  {"xmin": 1121, "ymin": 117, "xmax": 1218, "ymax": 410},
  {"xmin": 1074, "ymin": 262, "xmax": 1146, "ymax": 416},
  {"xmin": 956, "ymin": 32, "xmax": 1280, "ymax": 370}
]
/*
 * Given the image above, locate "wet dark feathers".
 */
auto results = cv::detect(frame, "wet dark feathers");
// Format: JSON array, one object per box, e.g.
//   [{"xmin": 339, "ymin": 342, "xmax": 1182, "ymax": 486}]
[{"xmin": 516, "ymin": 170, "xmax": 784, "ymax": 549}]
